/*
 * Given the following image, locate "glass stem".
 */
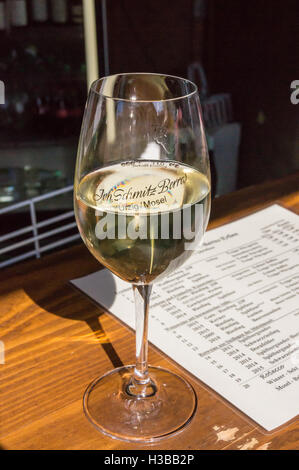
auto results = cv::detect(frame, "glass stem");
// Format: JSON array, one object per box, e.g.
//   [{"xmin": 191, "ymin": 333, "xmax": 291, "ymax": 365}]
[{"xmin": 126, "ymin": 284, "xmax": 157, "ymax": 397}]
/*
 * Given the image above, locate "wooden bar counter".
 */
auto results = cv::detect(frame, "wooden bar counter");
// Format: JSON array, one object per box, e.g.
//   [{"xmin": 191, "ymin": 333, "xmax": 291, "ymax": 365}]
[{"xmin": 0, "ymin": 173, "xmax": 298, "ymax": 450}]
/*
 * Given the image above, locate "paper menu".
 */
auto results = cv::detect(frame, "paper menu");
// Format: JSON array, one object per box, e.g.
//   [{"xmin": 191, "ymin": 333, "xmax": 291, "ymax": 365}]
[{"xmin": 71, "ymin": 204, "xmax": 299, "ymax": 431}]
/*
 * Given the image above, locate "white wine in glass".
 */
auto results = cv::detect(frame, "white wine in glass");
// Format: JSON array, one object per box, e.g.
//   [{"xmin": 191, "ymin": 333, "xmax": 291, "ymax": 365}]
[{"xmin": 74, "ymin": 73, "xmax": 211, "ymax": 442}]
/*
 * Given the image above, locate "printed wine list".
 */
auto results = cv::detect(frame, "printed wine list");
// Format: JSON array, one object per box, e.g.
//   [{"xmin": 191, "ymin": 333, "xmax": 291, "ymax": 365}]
[{"xmin": 71, "ymin": 204, "xmax": 299, "ymax": 431}]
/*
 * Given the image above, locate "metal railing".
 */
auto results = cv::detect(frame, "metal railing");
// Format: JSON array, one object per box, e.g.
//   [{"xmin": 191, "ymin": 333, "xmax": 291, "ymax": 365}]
[{"xmin": 0, "ymin": 186, "xmax": 80, "ymax": 269}]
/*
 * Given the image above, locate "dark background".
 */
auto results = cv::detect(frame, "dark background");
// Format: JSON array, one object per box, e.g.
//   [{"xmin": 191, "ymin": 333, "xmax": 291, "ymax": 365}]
[{"xmin": 98, "ymin": 0, "xmax": 298, "ymax": 189}]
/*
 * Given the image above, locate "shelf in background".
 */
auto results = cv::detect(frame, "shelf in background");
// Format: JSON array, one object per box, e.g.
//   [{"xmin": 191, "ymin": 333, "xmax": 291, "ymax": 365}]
[
  {"xmin": 0, "ymin": 135, "xmax": 78, "ymax": 150},
  {"xmin": 0, "ymin": 23, "xmax": 84, "ymax": 42}
]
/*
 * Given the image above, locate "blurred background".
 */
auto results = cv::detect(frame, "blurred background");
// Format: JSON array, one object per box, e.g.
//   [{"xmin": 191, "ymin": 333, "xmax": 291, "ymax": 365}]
[{"xmin": 0, "ymin": 0, "xmax": 298, "ymax": 267}]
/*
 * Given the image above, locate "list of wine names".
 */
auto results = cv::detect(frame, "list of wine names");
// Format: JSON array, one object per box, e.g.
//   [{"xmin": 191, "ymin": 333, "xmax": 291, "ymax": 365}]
[{"xmin": 71, "ymin": 205, "xmax": 299, "ymax": 431}]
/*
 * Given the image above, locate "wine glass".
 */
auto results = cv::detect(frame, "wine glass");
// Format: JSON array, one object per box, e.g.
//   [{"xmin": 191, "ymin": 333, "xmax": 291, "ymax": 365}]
[{"xmin": 74, "ymin": 73, "xmax": 211, "ymax": 442}]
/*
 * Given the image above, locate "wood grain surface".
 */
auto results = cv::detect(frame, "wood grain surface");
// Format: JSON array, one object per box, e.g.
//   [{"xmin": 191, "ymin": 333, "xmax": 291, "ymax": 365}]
[{"xmin": 0, "ymin": 173, "xmax": 298, "ymax": 450}]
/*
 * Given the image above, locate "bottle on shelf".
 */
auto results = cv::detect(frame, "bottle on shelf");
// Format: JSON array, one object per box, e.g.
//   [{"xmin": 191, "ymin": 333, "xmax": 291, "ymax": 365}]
[
  {"xmin": 70, "ymin": 0, "xmax": 83, "ymax": 24},
  {"xmin": 31, "ymin": 0, "xmax": 48, "ymax": 23},
  {"xmin": 10, "ymin": 0, "xmax": 28, "ymax": 27},
  {"xmin": 50, "ymin": 0, "xmax": 68, "ymax": 24}
]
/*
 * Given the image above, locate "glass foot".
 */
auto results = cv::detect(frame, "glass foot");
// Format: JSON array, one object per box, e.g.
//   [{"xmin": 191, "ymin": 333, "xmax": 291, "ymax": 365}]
[{"xmin": 83, "ymin": 365, "xmax": 197, "ymax": 443}]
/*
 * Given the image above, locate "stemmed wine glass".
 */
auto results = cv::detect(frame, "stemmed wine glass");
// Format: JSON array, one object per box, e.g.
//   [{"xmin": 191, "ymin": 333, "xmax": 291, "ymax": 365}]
[{"xmin": 74, "ymin": 73, "xmax": 211, "ymax": 442}]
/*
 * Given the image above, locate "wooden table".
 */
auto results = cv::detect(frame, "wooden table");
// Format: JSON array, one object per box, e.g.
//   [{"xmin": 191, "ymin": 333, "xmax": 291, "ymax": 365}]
[{"xmin": 1, "ymin": 173, "xmax": 298, "ymax": 450}]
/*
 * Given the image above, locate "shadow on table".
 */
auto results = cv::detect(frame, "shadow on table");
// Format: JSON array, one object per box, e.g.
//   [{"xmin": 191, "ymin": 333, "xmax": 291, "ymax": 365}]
[{"xmin": 24, "ymin": 270, "xmax": 124, "ymax": 369}]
